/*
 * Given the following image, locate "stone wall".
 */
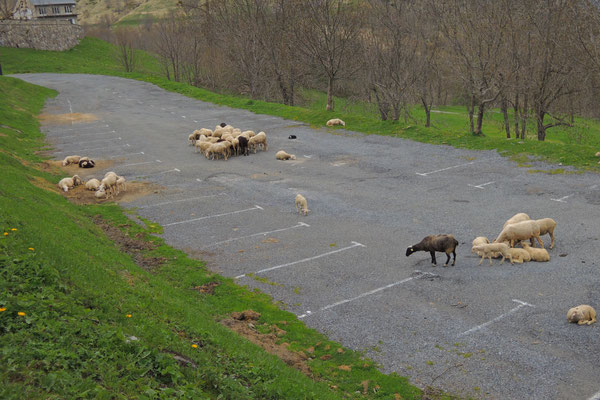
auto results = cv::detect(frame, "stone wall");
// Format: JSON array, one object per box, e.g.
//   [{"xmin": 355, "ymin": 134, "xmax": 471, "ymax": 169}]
[{"xmin": 0, "ymin": 20, "xmax": 84, "ymax": 51}]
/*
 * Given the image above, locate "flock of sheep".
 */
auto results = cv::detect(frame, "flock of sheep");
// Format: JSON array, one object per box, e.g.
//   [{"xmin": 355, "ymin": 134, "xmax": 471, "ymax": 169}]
[
  {"xmin": 404, "ymin": 213, "xmax": 596, "ymax": 325},
  {"xmin": 188, "ymin": 123, "xmax": 267, "ymax": 160},
  {"xmin": 57, "ymin": 170, "xmax": 126, "ymax": 199}
]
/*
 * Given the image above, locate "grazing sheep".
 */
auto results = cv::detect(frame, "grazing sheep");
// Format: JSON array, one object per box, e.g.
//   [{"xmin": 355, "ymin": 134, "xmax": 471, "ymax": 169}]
[
  {"xmin": 472, "ymin": 243, "xmax": 512, "ymax": 265},
  {"xmin": 101, "ymin": 174, "xmax": 118, "ymax": 197},
  {"xmin": 506, "ymin": 247, "xmax": 531, "ymax": 264},
  {"xmin": 503, "ymin": 212, "xmax": 531, "ymax": 229},
  {"xmin": 276, "ymin": 150, "xmax": 296, "ymax": 161},
  {"xmin": 116, "ymin": 176, "xmax": 126, "ymax": 192},
  {"xmin": 57, "ymin": 175, "xmax": 83, "ymax": 192},
  {"xmin": 534, "ymin": 218, "xmax": 556, "ymax": 249},
  {"xmin": 85, "ymin": 178, "xmax": 101, "ymax": 191},
  {"xmin": 238, "ymin": 136, "xmax": 249, "ymax": 156},
  {"xmin": 241, "ymin": 130, "xmax": 256, "ymax": 138},
  {"xmin": 406, "ymin": 234, "xmax": 458, "ymax": 267},
  {"xmin": 326, "ymin": 118, "xmax": 346, "ymax": 127},
  {"xmin": 205, "ymin": 142, "xmax": 229, "ymax": 160},
  {"xmin": 495, "ymin": 220, "xmax": 544, "ymax": 248},
  {"xmin": 195, "ymin": 140, "xmax": 212, "ymax": 154},
  {"xmin": 188, "ymin": 133, "xmax": 196, "ymax": 145},
  {"xmin": 521, "ymin": 242, "xmax": 550, "ymax": 262},
  {"xmin": 567, "ymin": 305, "xmax": 597, "ymax": 325},
  {"xmin": 295, "ymin": 194, "xmax": 309, "ymax": 216},
  {"xmin": 248, "ymin": 131, "xmax": 267, "ymax": 153},
  {"xmin": 62, "ymin": 155, "xmax": 81, "ymax": 166}
]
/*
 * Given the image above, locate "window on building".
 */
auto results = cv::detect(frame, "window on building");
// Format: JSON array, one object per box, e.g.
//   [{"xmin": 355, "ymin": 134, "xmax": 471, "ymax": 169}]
[
  {"xmin": 38, "ymin": 7, "xmax": 46, "ymax": 14},
  {"xmin": 52, "ymin": 6, "xmax": 60, "ymax": 13},
  {"xmin": 64, "ymin": 5, "xmax": 72, "ymax": 13}
]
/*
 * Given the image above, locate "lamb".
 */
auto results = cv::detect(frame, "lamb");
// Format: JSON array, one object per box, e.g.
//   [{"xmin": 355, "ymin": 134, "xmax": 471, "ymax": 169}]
[
  {"xmin": 248, "ymin": 131, "xmax": 267, "ymax": 153},
  {"xmin": 62, "ymin": 155, "xmax": 81, "ymax": 166},
  {"xmin": 521, "ymin": 242, "xmax": 550, "ymax": 262},
  {"xmin": 471, "ymin": 236, "xmax": 489, "ymax": 257},
  {"xmin": 471, "ymin": 242, "xmax": 512, "ymax": 265},
  {"xmin": 567, "ymin": 305, "xmax": 597, "ymax": 325},
  {"xmin": 534, "ymin": 218, "xmax": 556, "ymax": 249},
  {"xmin": 326, "ymin": 118, "xmax": 346, "ymax": 127},
  {"xmin": 495, "ymin": 220, "xmax": 544, "ymax": 248},
  {"xmin": 238, "ymin": 136, "xmax": 249, "ymax": 156},
  {"xmin": 276, "ymin": 150, "xmax": 296, "ymax": 161},
  {"xmin": 406, "ymin": 234, "xmax": 458, "ymax": 267},
  {"xmin": 503, "ymin": 212, "xmax": 530, "ymax": 229},
  {"xmin": 57, "ymin": 175, "xmax": 83, "ymax": 192},
  {"xmin": 295, "ymin": 194, "xmax": 309, "ymax": 216},
  {"xmin": 85, "ymin": 178, "xmax": 101, "ymax": 191},
  {"xmin": 506, "ymin": 247, "xmax": 531, "ymax": 264}
]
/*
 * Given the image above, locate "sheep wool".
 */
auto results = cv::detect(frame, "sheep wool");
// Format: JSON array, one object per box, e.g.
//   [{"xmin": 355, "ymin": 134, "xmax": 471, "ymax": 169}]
[
  {"xmin": 276, "ymin": 150, "xmax": 296, "ymax": 161},
  {"xmin": 295, "ymin": 194, "xmax": 309, "ymax": 216},
  {"xmin": 326, "ymin": 118, "xmax": 346, "ymax": 127},
  {"xmin": 567, "ymin": 305, "xmax": 597, "ymax": 325}
]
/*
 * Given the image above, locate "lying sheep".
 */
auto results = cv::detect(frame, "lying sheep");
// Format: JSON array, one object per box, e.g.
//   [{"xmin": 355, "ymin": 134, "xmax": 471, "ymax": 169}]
[
  {"xmin": 503, "ymin": 212, "xmax": 530, "ymax": 229},
  {"xmin": 567, "ymin": 305, "xmax": 597, "ymax": 325},
  {"xmin": 295, "ymin": 194, "xmax": 309, "ymax": 216},
  {"xmin": 521, "ymin": 242, "xmax": 550, "ymax": 262},
  {"xmin": 326, "ymin": 118, "xmax": 346, "ymax": 127},
  {"xmin": 596, "ymin": 152, "xmax": 600, "ymax": 157},
  {"xmin": 535, "ymin": 218, "xmax": 556, "ymax": 249},
  {"xmin": 506, "ymin": 247, "xmax": 531, "ymax": 264},
  {"xmin": 58, "ymin": 175, "xmax": 83, "ymax": 192},
  {"xmin": 248, "ymin": 131, "xmax": 267, "ymax": 153},
  {"xmin": 471, "ymin": 243, "xmax": 512, "ymax": 265},
  {"xmin": 276, "ymin": 150, "xmax": 296, "ymax": 161},
  {"xmin": 62, "ymin": 155, "xmax": 81, "ymax": 166},
  {"xmin": 95, "ymin": 186, "xmax": 107, "ymax": 199},
  {"xmin": 406, "ymin": 234, "xmax": 458, "ymax": 267},
  {"xmin": 78, "ymin": 158, "xmax": 95, "ymax": 168},
  {"xmin": 495, "ymin": 220, "xmax": 544, "ymax": 248},
  {"xmin": 85, "ymin": 178, "xmax": 101, "ymax": 191},
  {"xmin": 101, "ymin": 173, "xmax": 118, "ymax": 198}
]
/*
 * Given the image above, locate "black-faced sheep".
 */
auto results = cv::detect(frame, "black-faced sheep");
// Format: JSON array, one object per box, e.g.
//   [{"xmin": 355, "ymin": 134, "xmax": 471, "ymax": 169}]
[
  {"xmin": 238, "ymin": 136, "xmax": 249, "ymax": 156},
  {"xmin": 406, "ymin": 234, "xmax": 458, "ymax": 267},
  {"xmin": 79, "ymin": 158, "xmax": 95, "ymax": 168}
]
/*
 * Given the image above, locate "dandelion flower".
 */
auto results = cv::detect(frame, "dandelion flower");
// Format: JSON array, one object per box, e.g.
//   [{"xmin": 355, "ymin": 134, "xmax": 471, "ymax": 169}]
[
  {"xmin": 11, "ymin": 228, "xmax": 17, "ymax": 231},
  {"xmin": 0, "ymin": 307, "xmax": 6, "ymax": 312},
  {"xmin": 3, "ymin": 232, "xmax": 8, "ymax": 236},
  {"xmin": 126, "ymin": 314, "xmax": 132, "ymax": 318},
  {"xmin": 191, "ymin": 344, "xmax": 198, "ymax": 348},
  {"xmin": 18, "ymin": 312, "xmax": 26, "ymax": 316},
  {"xmin": 28, "ymin": 248, "xmax": 35, "ymax": 251}
]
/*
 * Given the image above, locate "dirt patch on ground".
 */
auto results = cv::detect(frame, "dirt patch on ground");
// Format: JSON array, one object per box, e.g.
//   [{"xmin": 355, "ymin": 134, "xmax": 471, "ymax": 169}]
[
  {"xmin": 38, "ymin": 113, "xmax": 99, "ymax": 125},
  {"xmin": 194, "ymin": 282, "xmax": 220, "ymax": 294},
  {"xmin": 221, "ymin": 310, "xmax": 312, "ymax": 376},
  {"xmin": 59, "ymin": 181, "xmax": 164, "ymax": 205},
  {"xmin": 42, "ymin": 159, "xmax": 117, "ymax": 179},
  {"xmin": 94, "ymin": 217, "xmax": 166, "ymax": 271}
]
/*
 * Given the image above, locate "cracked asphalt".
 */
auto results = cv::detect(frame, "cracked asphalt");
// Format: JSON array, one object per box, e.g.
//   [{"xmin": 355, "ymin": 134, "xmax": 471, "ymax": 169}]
[{"xmin": 16, "ymin": 73, "xmax": 600, "ymax": 400}]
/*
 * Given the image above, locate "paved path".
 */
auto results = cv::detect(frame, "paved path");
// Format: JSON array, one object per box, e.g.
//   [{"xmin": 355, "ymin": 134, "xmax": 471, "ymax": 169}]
[{"xmin": 17, "ymin": 73, "xmax": 600, "ymax": 400}]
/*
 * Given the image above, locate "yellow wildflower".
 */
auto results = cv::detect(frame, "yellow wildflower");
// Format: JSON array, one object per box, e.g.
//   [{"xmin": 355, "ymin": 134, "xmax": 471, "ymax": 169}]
[
  {"xmin": 0, "ymin": 307, "xmax": 6, "ymax": 312},
  {"xmin": 191, "ymin": 344, "xmax": 198, "ymax": 348},
  {"xmin": 18, "ymin": 312, "xmax": 26, "ymax": 316},
  {"xmin": 11, "ymin": 228, "xmax": 17, "ymax": 231},
  {"xmin": 3, "ymin": 232, "xmax": 8, "ymax": 236},
  {"xmin": 126, "ymin": 314, "xmax": 132, "ymax": 318},
  {"xmin": 28, "ymin": 248, "xmax": 34, "ymax": 251}
]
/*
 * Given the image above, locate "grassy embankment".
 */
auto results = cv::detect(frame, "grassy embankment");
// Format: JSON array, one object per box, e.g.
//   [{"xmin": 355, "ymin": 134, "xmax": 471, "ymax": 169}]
[
  {"xmin": 0, "ymin": 77, "xmax": 426, "ymax": 398},
  {"xmin": 2, "ymin": 36, "xmax": 599, "ymax": 172}
]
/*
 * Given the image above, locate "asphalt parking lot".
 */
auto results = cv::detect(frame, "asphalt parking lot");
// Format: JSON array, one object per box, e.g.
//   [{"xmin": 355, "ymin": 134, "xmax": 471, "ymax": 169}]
[{"xmin": 17, "ymin": 73, "xmax": 600, "ymax": 400}]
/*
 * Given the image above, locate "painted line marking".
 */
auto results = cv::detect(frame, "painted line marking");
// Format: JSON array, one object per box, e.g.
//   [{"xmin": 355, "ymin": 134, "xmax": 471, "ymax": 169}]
[
  {"xmin": 108, "ymin": 151, "xmax": 144, "ymax": 159},
  {"xmin": 119, "ymin": 160, "xmax": 160, "ymax": 168},
  {"xmin": 67, "ymin": 98, "xmax": 73, "ymax": 114},
  {"xmin": 182, "ymin": 116, "xmax": 186, "ymax": 119},
  {"xmin": 298, "ymin": 270, "xmax": 437, "ymax": 318},
  {"xmin": 193, "ymin": 120, "xmax": 198, "ymax": 123},
  {"xmin": 55, "ymin": 143, "xmax": 130, "ymax": 154},
  {"xmin": 139, "ymin": 193, "xmax": 227, "ymax": 209},
  {"xmin": 468, "ymin": 181, "xmax": 495, "ymax": 189},
  {"xmin": 304, "ymin": 155, "xmax": 312, "ymax": 159},
  {"xmin": 137, "ymin": 168, "xmax": 180, "ymax": 179},
  {"xmin": 236, "ymin": 241, "xmax": 365, "ymax": 279},
  {"xmin": 458, "ymin": 299, "xmax": 534, "ymax": 337},
  {"xmin": 416, "ymin": 161, "xmax": 477, "ymax": 176},
  {"xmin": 587, "ymin": 389, "xmax": 600, "ymax": 400},
  {"xmin": 590, "ymin": 185, "xmax": 598, "ymax": 189},
  {"xmin": 164, "ymin": 205, "xmax": 263, "ymax": 227},
  {"xmin": 54, "ymin": 131, "xmax": 115, "ymax": 140},
  {"xmin": 205, "ymin": 222, "xmax": 310, "ymax": 248},
  {"xmin": 551, "ymin": 194, "xmax": 574, "ymax": 203}
]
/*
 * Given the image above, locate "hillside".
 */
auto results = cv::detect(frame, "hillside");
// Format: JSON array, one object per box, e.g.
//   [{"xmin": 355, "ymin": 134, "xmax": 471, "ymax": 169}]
[{"xmin": 75, "ymin": 0, "xmax": 176, "ymax": 25}]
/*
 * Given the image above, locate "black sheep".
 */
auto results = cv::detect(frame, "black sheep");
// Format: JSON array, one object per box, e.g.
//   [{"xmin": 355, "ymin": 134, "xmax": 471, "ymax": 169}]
[
  {"xmin": 238, "ymin": 136, "xmax": 249, "ymax": 156},
  {"xmin": 406, "ymin": 234, "xmax": 458, "ymax": 267}
]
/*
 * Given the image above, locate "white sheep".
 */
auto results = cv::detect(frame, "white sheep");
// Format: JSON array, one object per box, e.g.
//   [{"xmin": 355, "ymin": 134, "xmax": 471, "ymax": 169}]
[
  {"xmin": 101, "ymin": 174, "xmax": 118, "ymax": 198},
  {"xmin": 241, "ymin": 130, "xmax": 256, "ymax": 138},
  {"xmin": 57, "ymin": 175, "xmax": 83, "ymax": 192},
  {"xmin": 472, "ymin": 243, "xmax": 512, "ymax": 265},
  {"xmin": 295, "ymin": 194, "xmax": 309, "ymax": 216},
  {"xmin": 195, "ymin": 141, "xmax": 212, "ymax": 155},
  {"xmin": 535, "ymin": 218, "xmax": 556, "ymax": 249},
  {"xmin": 326, "ymin": 118, "xmax": 345, "ymax": 127},
  {"xmin": 495, "ymin": 220, "xmax": 544, "ymax": 248},
  {"xmin": 95, "ymin": 185, "xmax": 107, "ymax": 199},
  {"xmin": 276, "ymin": 150, "xmax": 296, "ymax": 161},
  {"xmin": 595, "ymin": 151, "xmax": 600, "ymax": 157},
  {"xmin": 116, "ymin": 176, "xmax": 126, "ymax": 192},
  {"xmin": 506, "ymin": 247, "xmax": 531, "ymax": 264},
  {"xmin": 503, "ymin": 212, "xmax": 530, "ymax": 229},
  {"xmin": 471, "ymin": 236, "xmax": 489, "ymax": 256},
  {"xmin": 248, "ymin": 131, "xmax": 267, "ymax": 153},
  {"xmin": 62, "ymin": 155, "xmax": 81, "ymax": 166},
  {"xmin": 85, "ymin": 178, "xmax": 101, "ymax": 191},
  {"xmin": 521, "ymin": 242, "xmax": 550, "ymax": 262},
  {"xmin": 205, "ymin": 142, "xmax": 229, "ymax": 160}
]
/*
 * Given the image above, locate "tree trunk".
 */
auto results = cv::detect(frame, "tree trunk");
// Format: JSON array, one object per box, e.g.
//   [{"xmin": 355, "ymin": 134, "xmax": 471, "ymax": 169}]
[
  {"xmin": 536, "ymin": 108, "xmax": 546, "ymax": 141},
  {"xmin": 276, "ymin": 73, "xmax": 289, "ymax": 105},
  {"xmin": 373, "ymin": 88, "xmax": 389, "ymax": 121},
  {"xmin": 520, "ymin": 94, "xmax": 528, "ymax": 140},
  {"xmin": 474, "ymin": 102, "xmax": 485, "ymax": 136},
  {"xmin": 289, "ymin": 78, "xmax": 295, "ymax": 107},
  {"xmin": 501, "ymin": 97, "xmax": 510, "ymax": 138},
  {"xmin": 468, "ymin": 94, "xmax": 475, "ymax": 134},
  {"xmin": 513, "ymin": 93, "xmax": 519, "ymax": 137},
  {"xmin": 421, "ymin": 97, "xmax": 431, "ymax": 127},
  {"xmin": 326, "ymin": 76, "xmax": 334, "ymax": 111}
]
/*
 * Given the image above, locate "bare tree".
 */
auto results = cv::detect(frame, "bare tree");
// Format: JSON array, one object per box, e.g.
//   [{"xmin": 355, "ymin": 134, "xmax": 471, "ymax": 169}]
[
  {"xmin": 0, "ymin": 0, "xmax": 16, "ymax": 19},
  {"xmin": 114, "ymin": 27, "xmax": 138, "ymax": 73},
  {"xmin": 152, "ymin": 12, "xmax": 187, "ymax": 81}
]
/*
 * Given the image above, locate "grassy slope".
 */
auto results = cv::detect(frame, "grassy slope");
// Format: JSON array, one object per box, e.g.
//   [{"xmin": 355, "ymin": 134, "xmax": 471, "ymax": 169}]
[
  {"xmin": 2, "ymin": 36, "xmax": 599, "ymax": 172},
  {"xmin": 0, "ymin": 77, "xmax": 424, "ymax": 398}
]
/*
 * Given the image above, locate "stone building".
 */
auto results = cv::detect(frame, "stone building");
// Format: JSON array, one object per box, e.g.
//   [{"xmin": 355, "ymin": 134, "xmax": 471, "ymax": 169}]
[{"xmin": 12, "ymin": 0, "xmax": 78, "ymax": 24}]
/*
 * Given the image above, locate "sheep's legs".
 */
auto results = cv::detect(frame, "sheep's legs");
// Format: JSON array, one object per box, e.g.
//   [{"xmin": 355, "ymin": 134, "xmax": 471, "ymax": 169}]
[
  {"xmin": 534, "ymin": 235, "xmax": 544, "ymax": 249},
  {"xmin": 430, "ymin": 251, "xmax": 437, "ymax": 266},
  {"xmin": 549, "ymin": 231, "xmax": 555, "ymax": 249}
]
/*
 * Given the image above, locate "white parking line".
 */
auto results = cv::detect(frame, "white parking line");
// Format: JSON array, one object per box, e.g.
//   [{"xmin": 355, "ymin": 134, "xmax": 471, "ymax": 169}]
[
  {"xmin": 108, "ymin": 151, "xmax": 144, "ymax": 159},
  {"xmin": 298, "ymin": 270, "xmax": 437, "ymax": 318},
  {"xmin": 120, "ymin": 160, "xmax": 161, "ymax": 168},
  {"xmin": 137, "ymin": 168, "xmax": 180, "ymax": 179},
  {"xmin": 590, "ymin": 185, "xmax": 598, "ymax": 189},
  {"xmin": 138, "ymin": 193, "xmax": 227, "ymax": 209},
  {"xmin": 67, "ymin": 98, "xmax": 73, "ymax": 114},
  {"xmin": 164, "ymin": 205, "xmax": 263, "ymax": 227},
  {"xmin": 551, "ymin": 194, "xmax": 574, "ymax": 203},
  {"xmin": 55, "ymin": 143, "xmax": 130, "ymax": 154},
  {"xmin": 458, "ymin": 299, "xmax": 534, "ymax": 337},
  {"xmin": 205, "ymin": 222, "xmax": 310, "ymax": 248},
  {"xmin": 468, "ymin": 181, "xmax": 495, "ymax": 189},
  {"xmin": 236, "ymin": 241, "xmax": 365, "ymax": 280},
  {"xmin": 588, "ymin": 389, "xmax": 600, "ymax": 400},
  {"xmin": 416, "ymin": 161, "xmax": 477, "ymax": 176}
]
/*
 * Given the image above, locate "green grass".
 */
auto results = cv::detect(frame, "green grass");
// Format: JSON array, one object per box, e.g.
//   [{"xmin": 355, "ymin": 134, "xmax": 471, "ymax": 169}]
[
  {"xmin": 0, "ymin": 76, "xmax": 428, "ymax": 399},
  {"xmin": 3, "ymin": 36, "xmax": 599, "ymax": 171}
]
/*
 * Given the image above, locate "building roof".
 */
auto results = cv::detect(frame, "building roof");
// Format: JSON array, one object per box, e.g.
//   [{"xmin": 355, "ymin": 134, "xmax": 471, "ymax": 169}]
[{"xmin": 31, "ymin": 0, "xmax": 76, "ymax": 5}]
